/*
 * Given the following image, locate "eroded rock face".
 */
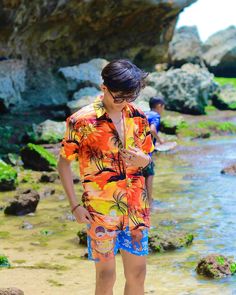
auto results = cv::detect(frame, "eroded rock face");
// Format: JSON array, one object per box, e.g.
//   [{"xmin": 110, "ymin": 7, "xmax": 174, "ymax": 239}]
[
  {"xmin": 0, "ymin": 59, "xmax": 26, "ymax": 112},
  {"xmin": 203, "ymin": 26, "xmax": 236, "ymax": 77},
  {"xmin": 0, "ymin": 288, "xmax": 24, "ymax": 295},
  {"xmin": 0, "ymin": 0, "xmax": 196, "ymax": 69},
  {"xmin": 169, "ymin": 26, "xmax": 203, "ymax": 67}
]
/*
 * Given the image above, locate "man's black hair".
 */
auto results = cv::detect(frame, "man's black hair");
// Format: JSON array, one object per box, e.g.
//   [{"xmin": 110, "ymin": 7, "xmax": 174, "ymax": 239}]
[
  {"xmin": 149, "ymin": 96, "xmax": 165, "ymax": 109},
  {"xmin": 101, "ymin": 59, "xmax": 148, "ymax": 94}
]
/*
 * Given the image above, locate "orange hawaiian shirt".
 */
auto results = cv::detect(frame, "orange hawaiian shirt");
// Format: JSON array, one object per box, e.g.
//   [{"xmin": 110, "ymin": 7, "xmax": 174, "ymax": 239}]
[{"xmin": 60, "ymin": 96, "xmax": 154, "ymax": 231}]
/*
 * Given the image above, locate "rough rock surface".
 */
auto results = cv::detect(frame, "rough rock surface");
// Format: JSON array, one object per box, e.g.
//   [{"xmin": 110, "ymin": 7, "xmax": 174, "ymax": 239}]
[
  {"xmin": 4, "ymin": 189, "xmax": 40, "ymax": 216},
  {"xmin": 221, "ymin": 163, "xmax": 236, "ymax": 175},
  {"xmin": 196, "ymin": 254, "xmax": 236, "ymax": 278},
  {"xmin": 169, "ymin": 26, "xmax": 203, "ymax": 67},
  {"xmin": 213, "ymin": 84, "xmax": 236, "ymax": 110},
  {"xmin": 203, "ymin": 26, "xmax": 236, "ymax": 77},
  {"xmin": 148, "ymin": 63, "xmax": 217, "ymax": 114},
  {"xmin": 0, "ymin": 288, "xmax": 24, "ymax": 295},
  {"xmin": 0, "ymin": 59, "xmax": 26, "ymax": 112},
  {"xmin": 0, "ymin": 0, "xmax": 196, "ymax": 69}
]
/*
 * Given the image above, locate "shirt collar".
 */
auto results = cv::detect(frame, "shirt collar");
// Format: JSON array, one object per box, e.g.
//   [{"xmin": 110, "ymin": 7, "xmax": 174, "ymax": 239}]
[{"xmin": 93, "ymin": 95, "xmax": 131, "ymax": 118}]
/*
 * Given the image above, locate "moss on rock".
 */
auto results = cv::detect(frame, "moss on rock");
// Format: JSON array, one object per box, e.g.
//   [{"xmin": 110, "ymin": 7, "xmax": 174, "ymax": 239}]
[{"xmin": 0, "ymin": 161, "xmax": 18, "ymax": 191}]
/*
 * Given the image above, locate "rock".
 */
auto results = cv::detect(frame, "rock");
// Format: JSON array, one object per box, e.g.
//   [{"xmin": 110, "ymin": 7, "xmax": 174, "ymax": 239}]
[
  {"xmin": 0, "ymin": 1, "xmax": 196, "ymax": 69},
  {"xmin": 20, "ymin": 143, "xmax": 57, "ymax": 171},
  {"xmin": 73, "ymin": 87, "xmax": 102, "ymax": 100},
  {"xmin": 27, "ymin": 120, "xmax": 66, "ymax": 144},
  {"xmin": 67, "ymin": 95, "xmax": 98, "ymax": 114},
  {"xmin": 148, "ymin": 63, "xmax": 217, "ymax": 114},
  {"xmin": 203, "ymin": 26, "xmax": 236, "ymax": 77},
  {"xmin": 196, "ymin": 254, "xmax": 236, "ymax": 278},
  {"xmin": 77, "ymin": 228, "xmax": 88, "ymax": 246},
  {"xmin": 148, "ymin": 229, "xmax": 194, "ymax": 252},
  {"xmin": 2, "ymin": 153, "xmax": 23, "ymax": 167},
  {"xmin": 221, "ymin": 164, "xmax": 236, "ymax": 175},
  {"xmin": 39, "ymin": 187, "xmax": 55, "ymax": 199},
  {"xmin": 20, "ymin": 221, "xmax": 33, "ymax": 230},
  {"xmin": 0, "ymin": 288, "xmax": 24, "ymax": 295},
  {"xmin": 134, "ymin": 86, "xmax": 158, "ymax": 112},
  {"xmin": 4, "ymin": 189, "xmax": 40, "ymax": 216},
  {"xmin": 0, "ymin": 59, "xmax": 26, "ymax": 113},
  {"xmin": 160, "ymin": 115, "xmax": 187, "ymax": 135},
  {"xmin": 213, "ymin": 84, "xmax": 236, "ymax": 110},
  {"xmin": 59, "ymin": 58, "xmax": 108, "ymax": 90},
  {"xmin": 169, "ymin": 26, "xmax": 203, "ymax": 67},
  {"xmin": 0, "ymin": 161, "xmax": 18, "ymax": 191},
  {"xmin": 39, "ymin": 172, "xmax": 59, "ymax": 183}
]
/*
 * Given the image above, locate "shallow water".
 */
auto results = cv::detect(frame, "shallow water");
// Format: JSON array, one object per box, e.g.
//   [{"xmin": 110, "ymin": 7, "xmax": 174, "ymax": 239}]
[{"xmin": 1, "ymin": 137, "xmax": 236, "ymax": 294}]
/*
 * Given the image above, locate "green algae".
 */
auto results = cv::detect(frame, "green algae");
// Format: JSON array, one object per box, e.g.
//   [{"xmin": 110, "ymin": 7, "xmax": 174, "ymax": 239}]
[{"xmin": 0, "ymin": 161, "xmax": 18, "ymax": 191}]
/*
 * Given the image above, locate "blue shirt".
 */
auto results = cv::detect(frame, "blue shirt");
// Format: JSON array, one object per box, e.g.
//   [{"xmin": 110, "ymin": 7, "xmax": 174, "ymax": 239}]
[{"xmin": 145, "ymin": 110, "xmax": 161, "ymax": 147}]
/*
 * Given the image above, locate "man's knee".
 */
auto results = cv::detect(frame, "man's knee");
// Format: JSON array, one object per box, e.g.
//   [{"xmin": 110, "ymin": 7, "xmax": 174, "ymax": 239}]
[
  {"xmin": 96, "ymin": 268, "xmax": 116, "ymax": 286},
  {"xmin": 124, "ymin": 264, "xmax": 146, "ymax": 283}
]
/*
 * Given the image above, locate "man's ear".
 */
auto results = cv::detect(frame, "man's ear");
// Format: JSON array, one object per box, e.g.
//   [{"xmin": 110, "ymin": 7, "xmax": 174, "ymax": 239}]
[{"xmin": 100, "ymin": 84, "xmax": 107, "ymax": 92}]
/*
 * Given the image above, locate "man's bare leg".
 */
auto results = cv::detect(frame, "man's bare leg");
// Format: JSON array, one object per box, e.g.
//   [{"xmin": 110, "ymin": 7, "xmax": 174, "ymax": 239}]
[
  {"xmin": 95, "ymin": 258, "xmax": 116, "ymax": 295},
  {"xmin": 145, "ymin": 175, "xmax": 154, "ymax": 207},
  {"xmin": 120, "ymin": 249, "xmax": 146, "ymax": 295}
]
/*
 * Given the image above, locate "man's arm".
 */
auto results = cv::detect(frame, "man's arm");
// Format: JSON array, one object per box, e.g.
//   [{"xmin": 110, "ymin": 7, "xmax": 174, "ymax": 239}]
[
  {"xmin": 57, "ymin": 156, "xmax": 92, "ymax": 224},
  {"xmin": 150, "ymin": 124, "xmax": 164, "ymax": 144}
]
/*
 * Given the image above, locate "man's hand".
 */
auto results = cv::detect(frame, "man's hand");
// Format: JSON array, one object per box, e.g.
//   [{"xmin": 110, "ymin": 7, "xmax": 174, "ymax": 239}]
[
  {"xmin": 73, "ymin": 206, "xmax": 93, "ymax": 224},
  {"xmin": 120, "ymin": 146, "xmax": 150, "ymax": 168}
]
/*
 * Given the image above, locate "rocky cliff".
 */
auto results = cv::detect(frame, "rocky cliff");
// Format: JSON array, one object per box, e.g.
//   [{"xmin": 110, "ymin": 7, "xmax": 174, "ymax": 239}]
[{"xmin": 0, "ymin": 0, "xmax": 196, "ymax": 70}]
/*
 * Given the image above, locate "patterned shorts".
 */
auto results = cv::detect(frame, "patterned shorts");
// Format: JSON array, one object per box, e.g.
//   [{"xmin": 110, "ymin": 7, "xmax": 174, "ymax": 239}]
[{"xmin": 86, "ymin": 223, "xmax": 149, "ymax": 262}]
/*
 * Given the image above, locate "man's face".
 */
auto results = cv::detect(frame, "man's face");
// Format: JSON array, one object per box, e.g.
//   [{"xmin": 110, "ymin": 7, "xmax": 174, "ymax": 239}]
[{"xmin": 101, "ymin": 84, "xmax": 139, "ymax": 110}]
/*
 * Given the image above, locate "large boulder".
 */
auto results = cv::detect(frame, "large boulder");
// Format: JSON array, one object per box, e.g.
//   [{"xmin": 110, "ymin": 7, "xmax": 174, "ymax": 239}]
[
  {"xmin": 148, "ymin": 63, "xmax": 217, "ymax": 114},
  {"xmin": 0, "ymin": 1, "xmax": 196, "ymax": 69},
  {"xmin": 4, "ymin": 189, "xmax": 40, "ymax": 216},
  {"xmin": 0, "ymin": 160, "xmax": 18, "ymax": 191},
  {"xmin": 20, "ymin": 143, "xmax": 57, "ymax": 171},
  {"xmin": 169, "ymin": 26, "xmax": 203, "ymax": 67},
  {"xmin": 203, "ymin": 26, "xmax": 236, "ymax": 77},
  {"xmin": 0, "ymin": 59, "xmax": 26, "ymax": 113},
  {"xmin": 213, "ymin": 84, "xmax": 236, "ymax": 110},
  {"xmin": 59, "ymin": 59, "xmax": 108, "ymax": 91}
]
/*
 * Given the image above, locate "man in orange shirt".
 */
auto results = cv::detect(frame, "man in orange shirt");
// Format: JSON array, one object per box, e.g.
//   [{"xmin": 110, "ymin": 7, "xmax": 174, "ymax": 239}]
[{"xmin": 58, "ymin": 59, "xmax": 154, "ymax": 295}]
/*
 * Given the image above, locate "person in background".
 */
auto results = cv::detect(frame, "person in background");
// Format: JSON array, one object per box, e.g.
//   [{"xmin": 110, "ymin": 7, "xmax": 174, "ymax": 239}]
[{"xmin": 143, "ymin": 97, "xmax": 165, "ymax": 206}]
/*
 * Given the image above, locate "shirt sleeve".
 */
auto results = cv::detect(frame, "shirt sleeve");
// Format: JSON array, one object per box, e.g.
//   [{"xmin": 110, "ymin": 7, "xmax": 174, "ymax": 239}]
[
  {"xmin": 149, "ymin": 114, "xmax": 161, "ymax": 133},
  {"xmin": 59, "ymin": 115, "xmax": 82, "ymax": 161},
  {"xmin": 139, "ymin": 116, "xmax": 155, "ymax": 154}
]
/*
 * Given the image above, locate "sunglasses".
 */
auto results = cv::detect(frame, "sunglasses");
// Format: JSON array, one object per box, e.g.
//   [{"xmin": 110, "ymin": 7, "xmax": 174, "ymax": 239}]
[{"xmin": 108, "ymin": 89, "xmax": 140, "ymax": 104}]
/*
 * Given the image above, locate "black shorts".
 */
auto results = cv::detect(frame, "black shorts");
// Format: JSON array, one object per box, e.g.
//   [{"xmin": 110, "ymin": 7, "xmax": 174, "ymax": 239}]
[{"xmin": 142, "ymin": 161, "xmax": 155, "ymax": 177}]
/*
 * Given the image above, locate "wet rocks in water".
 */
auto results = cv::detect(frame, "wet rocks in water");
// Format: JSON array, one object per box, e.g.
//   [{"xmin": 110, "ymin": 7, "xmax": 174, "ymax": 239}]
[
  {"xmin": 4, "ymin": 189, "xmax": 40, "ymax": 216},
  {"xmin": 196, "ymin": 254, "xmax": 236, "ymax": 278},
  {"xmin": 20, "ymin": 143, "xmax": 57, "ymax": 171},
  {"xmin": 148, "ymin": 229, "xmax": 194, "ymax": 252},
  {"xmin": 39, "ymin": 172, "xmax": 59, "ymax": 183},
  {"xmin": 0, "ymin": 161, "xmax": 18, "ymax": 191},
  {"xmin": 221, "ymin": 164, "xmax": 236, "ymax": 175},
  {"xmin": 0, "ymin": 288, "xmax": 24, "ymax": 295}
]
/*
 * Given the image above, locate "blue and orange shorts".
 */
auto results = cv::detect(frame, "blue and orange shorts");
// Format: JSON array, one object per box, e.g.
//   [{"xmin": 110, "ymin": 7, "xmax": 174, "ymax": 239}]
[{"xmin": 86, "ymin": 222, "xmax": 149, "ymax": 262}]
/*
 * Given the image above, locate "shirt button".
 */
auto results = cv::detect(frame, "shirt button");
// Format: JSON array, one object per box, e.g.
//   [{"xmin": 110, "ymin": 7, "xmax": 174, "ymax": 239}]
[{"xmin": 126, "ymin": 178, "xmax": 132, "ymax": 187}]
